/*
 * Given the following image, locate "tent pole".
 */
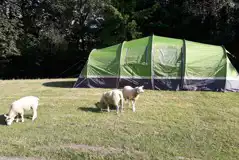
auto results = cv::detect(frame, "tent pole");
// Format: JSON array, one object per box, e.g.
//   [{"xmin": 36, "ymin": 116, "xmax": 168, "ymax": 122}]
[
  {"xmin": 150, "ymin": 34, "xmax": 155, "ymax": 90},
  {"xmin": 117, "ymin": 41, "xmax": 125, "ymax": 88},
  {"xmin": 180, "ymin": 39, "xmax": 186, "ymax": 90}
]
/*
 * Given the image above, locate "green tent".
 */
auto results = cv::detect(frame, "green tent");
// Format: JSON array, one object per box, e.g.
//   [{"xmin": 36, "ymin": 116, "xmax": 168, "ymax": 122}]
[{"xmin": 73, "ymin": 35, "xmax": 239, "ymax": 92}]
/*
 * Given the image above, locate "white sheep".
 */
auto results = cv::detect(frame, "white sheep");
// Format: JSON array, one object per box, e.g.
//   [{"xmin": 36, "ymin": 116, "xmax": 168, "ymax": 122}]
[
  {"xmin": 4, "ymin": 96, "xmax": 39, "ymax": 125},
  {"xmin": 95, "ymin": 89, "xmax": 124, "ymax": 113},
  {"xmin": 122, "ymin": 85, "xmax": 144, "ymax": 112}
]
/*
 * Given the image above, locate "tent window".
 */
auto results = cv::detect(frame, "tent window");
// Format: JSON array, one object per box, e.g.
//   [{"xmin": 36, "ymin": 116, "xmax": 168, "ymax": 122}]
[
  {"xmin": 157, "ymin": 46, "xmax": 179, "ymax": 66},
  {"xmin": 124, "ymin": 46, "xmax": 148, "ymax": 65}
]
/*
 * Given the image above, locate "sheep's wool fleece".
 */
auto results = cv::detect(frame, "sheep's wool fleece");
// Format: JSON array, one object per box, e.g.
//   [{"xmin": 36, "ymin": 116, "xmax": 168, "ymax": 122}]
[
  {"xmin": 123, "ymin": 87, "xmax": 140, "ymax": 100},
  {"xmin": 11, "ymin": 96, "xmax": 39, "ymax": 111},
  {"xmin": 101, "ymin": 89, "xmax": 122, "ymax": 106}
]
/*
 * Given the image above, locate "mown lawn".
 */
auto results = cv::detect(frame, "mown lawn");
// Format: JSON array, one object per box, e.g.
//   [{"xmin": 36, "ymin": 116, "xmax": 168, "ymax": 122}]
[{"xmin": 0, "ymin": 79, "xmax": 239, "ymax": 160}]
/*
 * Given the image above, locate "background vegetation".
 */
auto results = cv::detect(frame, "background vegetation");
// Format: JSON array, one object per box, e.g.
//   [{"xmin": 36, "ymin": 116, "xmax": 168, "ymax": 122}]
[{"xmin": 1, "ymin": 0, "xmax": 239, "ymax": 79}]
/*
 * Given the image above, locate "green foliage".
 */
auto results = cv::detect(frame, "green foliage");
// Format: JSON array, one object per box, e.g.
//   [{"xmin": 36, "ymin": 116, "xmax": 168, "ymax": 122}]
[
  {"xmin": 97, "ymin": 1, "xmax": 143, "ymax": 46},
  {"xmin": 1, "ymin": 0, "xmax": 239, "ymax": 78},
  {"xmin": 0, "ymin": 15, "xmax": 23, "ymax": 58},
  {"xmin": 97, "ymin": 4, "xmax": 125, "ymax": 46},
  {"xmin": 126, "ymin": 20, "xmax": 142, "ymax": 39}
]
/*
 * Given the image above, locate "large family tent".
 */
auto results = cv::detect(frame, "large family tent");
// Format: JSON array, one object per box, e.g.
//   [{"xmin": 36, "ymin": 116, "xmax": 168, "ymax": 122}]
[{"xmin": 73, "ymin": 35, "xmax": 239, "ymax": 92}]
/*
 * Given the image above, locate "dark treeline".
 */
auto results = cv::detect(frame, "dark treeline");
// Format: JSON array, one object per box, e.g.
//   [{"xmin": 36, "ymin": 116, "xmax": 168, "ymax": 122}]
[{"xmin": 1, "ymin": 0, "xmax": 239, "ymax": 79}]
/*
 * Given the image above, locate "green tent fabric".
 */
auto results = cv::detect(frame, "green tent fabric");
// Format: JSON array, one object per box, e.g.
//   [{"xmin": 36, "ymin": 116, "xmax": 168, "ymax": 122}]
[{"xmin": 74, "ymin": 34, "xmax": 239, "ymax": 92}]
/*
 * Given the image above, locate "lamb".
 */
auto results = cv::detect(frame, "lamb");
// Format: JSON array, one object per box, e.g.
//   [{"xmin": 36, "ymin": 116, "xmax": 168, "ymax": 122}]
[
  {"xmin": 122, "ymin": 85, "xmax": 144, "ymax": 112},
  {"xmin": 95, "ymin": 89, "xmax": 124, "ymax": 113},
  {"xmin": 4, "ymin": 96, "xmax": 39, "ymax": 126}
]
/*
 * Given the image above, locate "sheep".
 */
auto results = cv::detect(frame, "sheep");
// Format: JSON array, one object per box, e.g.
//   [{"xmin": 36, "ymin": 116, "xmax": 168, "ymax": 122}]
[
  {"xmin": 4, "ymin": 96, "xmax": 39, "ymax": 126},
  {"xmin": 95, "ymin": 89, "xmax": 124, "ymax": 114},
  {"xmin": 122, "ymin": 85, "xmax": 144, "ymax": 112}
]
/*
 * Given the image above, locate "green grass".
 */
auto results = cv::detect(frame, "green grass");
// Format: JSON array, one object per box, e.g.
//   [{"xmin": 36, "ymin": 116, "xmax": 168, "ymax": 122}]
[{"xmin": 0, "ymin": 79, "xmax": 239, "ymax": 160}]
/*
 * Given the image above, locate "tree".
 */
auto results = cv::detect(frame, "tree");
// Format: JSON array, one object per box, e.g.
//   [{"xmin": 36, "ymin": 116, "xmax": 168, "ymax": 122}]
[
  {"xmin": 0, "ymin": 0, "xmax": 23, "ymax": 58},
  {"xmin": 96, "ymin": 0, "xmax": 142, "ymax": 47}
]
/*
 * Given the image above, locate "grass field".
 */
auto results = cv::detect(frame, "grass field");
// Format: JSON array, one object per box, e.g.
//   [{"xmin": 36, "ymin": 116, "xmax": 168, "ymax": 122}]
[{"xmin": 0, "ymin": 79, "xmax": 239, "ymax": 160}]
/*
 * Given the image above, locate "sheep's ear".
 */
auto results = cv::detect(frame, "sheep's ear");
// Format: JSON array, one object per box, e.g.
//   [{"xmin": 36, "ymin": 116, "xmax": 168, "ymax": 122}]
[
  {"xmin": 4, "ymin": 114, "xmax": 8, "ymax": 118},
  {"xmin": 137, "ymin": 86, "xmax": 144, "ymax": 90}
]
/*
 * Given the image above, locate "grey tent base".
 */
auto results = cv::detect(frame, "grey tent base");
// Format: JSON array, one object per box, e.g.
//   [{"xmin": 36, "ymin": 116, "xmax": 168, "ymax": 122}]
[{"xmin": 73, "ymin": 77, "xmax": 239, "ymax": 92}]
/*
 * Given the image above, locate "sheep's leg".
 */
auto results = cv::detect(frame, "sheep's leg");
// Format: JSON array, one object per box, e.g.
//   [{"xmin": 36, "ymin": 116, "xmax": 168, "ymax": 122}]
[
  {"xmin": 120, "ymin": 100, "xmax": 124, "ymax": 112},
  {"xmin": 131, "ymin": 100, "xmax": 136, "ymax": 112},
  {"xmin": 15, "ymin": 114, "xmax": 20, "ymax": 122},
  {"xmin": 32, "ymin": 109, "xmax": 37, "ymax": 121},
  {"xmin": 120, "ymin": 104, "xmax": 124, "ymax": 112},
  {"xmin": 107, "ymin": 105, "xmax": 110, "ymax": 112},
  {"xmin": 20, "ymin": 112, "xmax": 24, "ymax": 122},
  {"xmin": 120, "ymin": 106, "xmax": 124, "ymax": 112},
  {"xmin": 15, "ymin": 116, "xmax": 19, "ymax": 123},
  {"xmin": 31, "ymin": 103, "xmax": 38, "ymax": 121},
  {"xmin": 116, "ymin": 105, "xmax": 119, "ymax": 114}
]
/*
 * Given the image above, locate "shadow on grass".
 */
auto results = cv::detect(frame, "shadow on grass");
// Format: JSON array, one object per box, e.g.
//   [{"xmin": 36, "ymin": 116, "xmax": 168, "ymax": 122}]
[
  {"xmin": 78, "ymin": 107, "xmax": 101, "ymax": 113},
  {"xmin": 42, "ymin": 81, "xmax": 76, "ymax": 88},
  {"xmin": 78, "ymin": 105, "xmax": 117, "ymax": 113},
  {"xmin": 24, "ymin": 114, "xmax": 33, "ymax": 120},
  {"xmin": 0, "ymin": 114, "xmax": 6, "ymax": 125}
]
